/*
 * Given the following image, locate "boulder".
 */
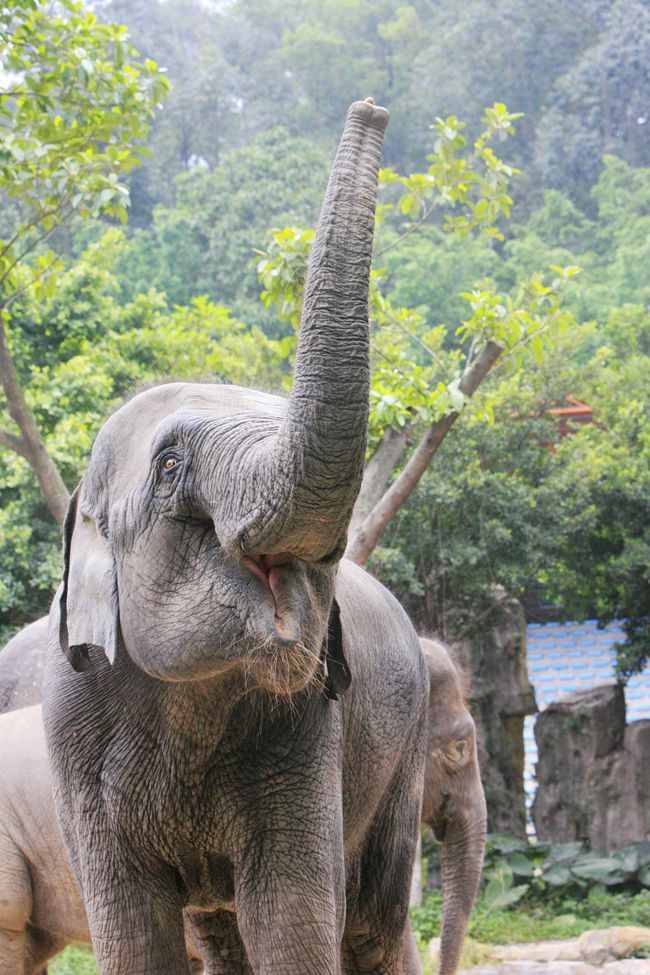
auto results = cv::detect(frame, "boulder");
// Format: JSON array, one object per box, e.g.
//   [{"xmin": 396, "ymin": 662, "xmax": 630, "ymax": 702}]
[
  {"xmin": 462, "ymin": 965, "xmax": 650, "ymax": 974},
  {"xmin": 578, "ymin": 927, "xmax": 650, "ymax": 966},
  {"xmin": 491, "ymin": 939, "xmax": 582, "ymax": 962},
  {"xmin": 462, "ymin": 964, "xmax": 602, "ymax": 974},
  {"xmin": 532, "ymin": 682, "xmax": 650, "ymax": 851}
]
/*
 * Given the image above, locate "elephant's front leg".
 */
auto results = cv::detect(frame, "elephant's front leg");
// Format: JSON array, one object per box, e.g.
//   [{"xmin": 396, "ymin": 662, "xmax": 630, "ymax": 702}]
[
  {"xmin": 79, "ymin": 854, "xmax": 189, "ymax": 975},
  {"xmin": 235, "ymin": 822, "xmax": 346, "ymax": 975}
]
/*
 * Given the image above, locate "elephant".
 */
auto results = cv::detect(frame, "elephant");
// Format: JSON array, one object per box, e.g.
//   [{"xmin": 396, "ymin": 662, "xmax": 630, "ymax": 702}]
[
  {"xmin": 0, "ymin": 648, "xmax": 485, "ymax": 975},
  {"xmin": 0, "ymin": 616, "xmax": 48, "ymax": 712},
  {"xmin": 41, "ymin": 98, "xmax": 430, "ymax": 975},
  {"xmin": 420, "ymin": 638, "xmax": 487, "ymax": 975},
  {"xmin": 0, "ymin": 649, "xmax": 483, "ymax": 975},
  {"xmin": 0, "ymin": 703, "xmax": 216, "ymax": 975}
]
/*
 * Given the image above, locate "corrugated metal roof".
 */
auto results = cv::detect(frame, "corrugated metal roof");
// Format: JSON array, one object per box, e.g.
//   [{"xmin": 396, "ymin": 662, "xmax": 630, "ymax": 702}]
[{"xmin": 524, "ymin": 621, "xmax": 650, "ymax": 831}]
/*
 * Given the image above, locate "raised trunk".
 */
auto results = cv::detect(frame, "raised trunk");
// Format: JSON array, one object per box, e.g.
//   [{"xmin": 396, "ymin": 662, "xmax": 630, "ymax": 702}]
[
  {"xmin": 0, "ymin": 319, "xmax": 69, "ymax": 524},
  {"xmin": 241, "ymin": 99, "xmax": 388, "ymax": 562},
  {"xmin": 439, "ymin": 817, "xmax": 486, "ymax": 975}
]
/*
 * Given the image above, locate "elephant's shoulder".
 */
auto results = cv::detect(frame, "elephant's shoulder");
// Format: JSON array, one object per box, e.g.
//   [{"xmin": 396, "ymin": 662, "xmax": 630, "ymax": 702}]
[{"xmin": 335, "ymin": 559, "xmax": 426, "ymax": 689}]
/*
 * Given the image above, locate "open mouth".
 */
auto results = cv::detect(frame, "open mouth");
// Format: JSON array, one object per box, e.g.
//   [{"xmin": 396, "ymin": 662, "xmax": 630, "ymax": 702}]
[{"xmin": 241, "ymin": 553, "xmax": 300, "ymax": 642}]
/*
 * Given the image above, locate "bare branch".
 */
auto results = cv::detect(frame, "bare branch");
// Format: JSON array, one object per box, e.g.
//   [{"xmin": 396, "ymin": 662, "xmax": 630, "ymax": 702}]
[
  {"xmin": 346, "ymin": 340, "xmax": 503, "ymax": 564},
  {"xmin": 0, "ymin": 252, "xmax": 61, "ymax": 312},
  {"xmin": 0, "ymin": 318, "xmax": 69, "ymax": 523},
  {"xmin": 0, "ymin": 427, "xmax": 29, "ymax": 458},
  {"xmin": 349, "ymin": 424, "xmax": 412, "ymax": 536}
]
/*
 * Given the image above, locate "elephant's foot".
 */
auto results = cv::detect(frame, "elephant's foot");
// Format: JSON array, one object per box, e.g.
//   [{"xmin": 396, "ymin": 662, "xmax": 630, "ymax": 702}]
[{"xmin": 342, "ymin": 920, "xmax": 422, "ymax": 975}]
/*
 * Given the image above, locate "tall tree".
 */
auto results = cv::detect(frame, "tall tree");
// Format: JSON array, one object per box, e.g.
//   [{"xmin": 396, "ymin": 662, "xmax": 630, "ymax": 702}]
[
  {"xmin": 535, "ymin": 0, "xmax": 650, "ymax": 204},
  {"xmin": 0, "ymin": 0, "xmax": 168, "ymax": 522}
]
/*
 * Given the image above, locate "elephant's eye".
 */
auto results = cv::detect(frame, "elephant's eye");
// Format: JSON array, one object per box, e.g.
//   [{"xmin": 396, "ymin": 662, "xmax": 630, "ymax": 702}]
[{"xmin": 160, "ymin": 452, "xmax": 182, "ymax": 477}]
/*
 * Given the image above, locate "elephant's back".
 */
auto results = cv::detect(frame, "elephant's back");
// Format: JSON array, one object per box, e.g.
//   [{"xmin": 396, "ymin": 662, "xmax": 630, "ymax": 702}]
[
  {"xmin": 335, "ymin": 560, "xmax": 428, "ymax": 851},
  {"xmin": 0, "ymin": 616, "xmax": 48, "ymax": 714}
]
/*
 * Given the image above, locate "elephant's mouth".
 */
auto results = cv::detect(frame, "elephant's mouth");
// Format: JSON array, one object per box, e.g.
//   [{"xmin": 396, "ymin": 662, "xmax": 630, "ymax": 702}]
[
  {"xmin": 240, "ymin": 553, "xmax": 324, "ymax": 696},
  {"xmin": 241, "ymin": 553, "xmax": 301, "ymax": 642}
]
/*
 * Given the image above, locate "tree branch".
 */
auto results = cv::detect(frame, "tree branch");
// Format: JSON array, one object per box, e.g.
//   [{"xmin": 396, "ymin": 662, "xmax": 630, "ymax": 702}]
[
  {"xmin": 346, "ymin": 340, "xmax": 503, "ymax": 564},
  {"xmin": 0, "ymin": 318, "xmax": 69, "ymax": 523},
  {"xmin": 349, "ymin": 424, "xmax": 412, "ymax": 536},
  {"xmin": 375, "ymin": 203, "xmax": 436, "ymax": 258},
  {"xmin": 0, "ymin": 427, "xmax": 29, "ymax": 459},
  {"xmin": 0, "ymin": 252, "xmax": 61, "ymax": 312},
  {"xmin": 0, "ymin": 203, "xmax": 70, "ymax": 294}
]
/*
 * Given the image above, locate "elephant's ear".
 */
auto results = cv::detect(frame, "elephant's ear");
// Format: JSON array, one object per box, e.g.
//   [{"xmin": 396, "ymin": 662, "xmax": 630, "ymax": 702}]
[
  {"xmin": 59, "ymin": 483, "xmax": 121, "ymax": 671},
  {"xmin": 324, "ymin": 598, "xmax": 351, "ymax": 700}
]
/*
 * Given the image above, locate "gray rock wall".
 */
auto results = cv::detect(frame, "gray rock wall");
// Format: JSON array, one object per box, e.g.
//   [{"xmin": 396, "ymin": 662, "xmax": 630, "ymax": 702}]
[
  {"xmin": 451, "ymin": 592, "xmax": 538, "ymax": 837},
  {"xmin": 532, "ymin": 683, "xmax": 650, "ymax": 850}
]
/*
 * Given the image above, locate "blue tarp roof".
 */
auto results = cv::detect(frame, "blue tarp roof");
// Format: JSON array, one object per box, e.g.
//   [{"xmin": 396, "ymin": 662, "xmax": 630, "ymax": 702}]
[{"xmin": 524, "ymin": 620, "xmax": 650, "ymax": 829}]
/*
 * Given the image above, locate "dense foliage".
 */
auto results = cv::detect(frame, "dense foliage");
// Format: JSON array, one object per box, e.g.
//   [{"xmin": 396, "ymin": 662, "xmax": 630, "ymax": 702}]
[
  {"xmin": 0, "ymin": 0, "xmax": 648, "ymax": 674},
  {"xmin": 412, "ymin": 832, "xmax": 650, "ymax": 958},
  {"xmin": 411, "ymin": 885, "xmax": 650, "ymax": 953}
]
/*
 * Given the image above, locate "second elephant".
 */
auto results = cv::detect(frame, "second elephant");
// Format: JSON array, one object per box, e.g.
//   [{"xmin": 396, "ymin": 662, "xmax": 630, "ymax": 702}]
[{"xmin": 420, "ymin": 637, "xmax": 487, "ymax": 975}]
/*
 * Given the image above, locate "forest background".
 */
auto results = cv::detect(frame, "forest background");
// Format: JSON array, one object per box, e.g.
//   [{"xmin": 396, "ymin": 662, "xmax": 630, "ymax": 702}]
[{"xmin": 1, "ymin": 0, "xmax": 649, "ymax": 677}]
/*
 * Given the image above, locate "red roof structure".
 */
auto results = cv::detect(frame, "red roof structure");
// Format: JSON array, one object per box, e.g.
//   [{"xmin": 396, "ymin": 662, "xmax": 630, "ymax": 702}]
[{"xmin": 546, "ymin": 395, "xmax": 593, "ymax": 438}]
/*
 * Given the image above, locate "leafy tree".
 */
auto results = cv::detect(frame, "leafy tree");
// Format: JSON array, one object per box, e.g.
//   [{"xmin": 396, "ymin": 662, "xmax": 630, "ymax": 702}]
[
  {"xmin": 118, "ymin": 127, "xmax": 330, "ymax": 324},
  {"xmin": 398, "ymin": 0, "xmax": 605, "ymax": 173},
  {"xmin": 96, "ymin": 0, "xmax": 247, "ymax": 221},
  {"xmin": 371, "ymin": 306, "xmax": 650, "ymax": 676},
  {"xmin": 535, "ymin": 0, "xmax": 650, "ymax": 204},
  {"xmin": 257, "ymin": 105, "xmax": 578, "ymax": 563},
  {"xmin": 0, "ymin": 0, "xmax": 168, "ymax": 522}
]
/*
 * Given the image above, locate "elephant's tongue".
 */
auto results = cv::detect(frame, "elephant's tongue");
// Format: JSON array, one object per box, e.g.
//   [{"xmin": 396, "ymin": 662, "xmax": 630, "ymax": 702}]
[
  {"xmin": 242, "ymin": 555, "xmax": 300, "ymax": 642},
  {"xmin": 268, "ymin": 566, "xmax": 300, "ymax": 642}
]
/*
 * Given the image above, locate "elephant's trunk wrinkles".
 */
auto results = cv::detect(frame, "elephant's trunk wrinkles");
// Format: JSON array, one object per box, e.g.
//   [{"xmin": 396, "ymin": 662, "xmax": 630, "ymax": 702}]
[
  {"xmin": 439, "ymin": 815, "xmax": 486, "ymax": 975},
  {"xmin": 239, "ymin": 99, "xmax": 389, "ymax": 562}
]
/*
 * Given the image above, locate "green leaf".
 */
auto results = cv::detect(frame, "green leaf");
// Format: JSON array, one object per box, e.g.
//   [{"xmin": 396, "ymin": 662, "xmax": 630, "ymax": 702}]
[
  {"xmin": 542, "ymin": 864, "xmax": 572, "ymax": 887},
  {"xmin": 508, "ymin": 852, "xmax": 535, "ymax": 878},
  {"xmin": 570, "ymin": 857, "xmax": 627, "ymax": 886},
  {"xmin": 547, "ymin": 842, "xmax": 585, "ymax": 864}
]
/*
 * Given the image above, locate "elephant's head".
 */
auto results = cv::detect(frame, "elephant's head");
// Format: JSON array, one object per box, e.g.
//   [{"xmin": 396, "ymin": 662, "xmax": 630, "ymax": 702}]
[
  {"xmin": 57, "ymin": 99, "xmax": 388, "ymax": 696},
  {"xmin": 420, "ymin": 637, "xmax": 487, "ymax": 975}
]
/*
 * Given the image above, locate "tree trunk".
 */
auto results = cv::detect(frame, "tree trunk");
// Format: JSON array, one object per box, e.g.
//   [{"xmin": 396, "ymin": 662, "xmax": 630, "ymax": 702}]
[
  {"xmin": 0, "ymin": 320, "xmax": 69, "ymax": 524},
  {"xmin": 346, "ymin": 341, "xmax": 503, "ymax": 565},
  {"xmin": 349, "ymin": 425, "xmax": 411, "ymax": 536}
]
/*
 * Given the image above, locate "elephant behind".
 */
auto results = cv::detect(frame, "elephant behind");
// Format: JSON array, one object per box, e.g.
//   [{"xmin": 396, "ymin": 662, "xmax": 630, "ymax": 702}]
[
  {"xmin": 0, "ymin": 616, "xmax": 48, "ymax": 712},
  {"xmin": 0, "ymin": 703, "xmax": 210, "ymax": 975},
  {"xmin": 421, "ymin": 637, "xmax": 487, "ymax": 975}
]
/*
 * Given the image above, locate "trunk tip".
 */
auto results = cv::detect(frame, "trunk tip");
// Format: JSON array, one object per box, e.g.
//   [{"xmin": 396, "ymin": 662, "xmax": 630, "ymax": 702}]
[{"xmin": 349, "ymin": 97, "xmax": 389, "ymax": 132}]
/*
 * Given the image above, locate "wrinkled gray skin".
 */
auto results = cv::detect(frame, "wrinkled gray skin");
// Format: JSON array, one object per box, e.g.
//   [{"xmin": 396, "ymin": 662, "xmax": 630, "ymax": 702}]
[
  {"xmin": 0, "ymin": 638, "xmax": 483, "ymax": 975},
  {"xmin": 0, "ymin": 704, "xmax": 207, "ymax": 975},
  {"xmin": 41, "ymin": 99, "xmax": 428, "ymax": 975},
  {"xmin": 420, "ymin": 639, "xmax": 487, "ymax": 975}
]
